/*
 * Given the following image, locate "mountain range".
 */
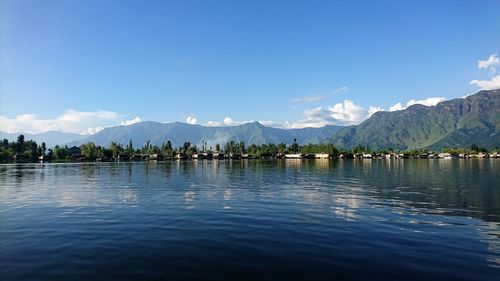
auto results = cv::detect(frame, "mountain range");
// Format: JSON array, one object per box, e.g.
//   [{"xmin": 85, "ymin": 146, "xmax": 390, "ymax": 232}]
[
  {"xmin": 2, "ymin": 89, "xmax": 499, "ymax": 150},
  {"xmin": 330, "ymin": 89, "xmax": 499, "ymax": 150},
  {"xmin": 68, "ymin": 122, "xmax": 344, "ymax": 149}
]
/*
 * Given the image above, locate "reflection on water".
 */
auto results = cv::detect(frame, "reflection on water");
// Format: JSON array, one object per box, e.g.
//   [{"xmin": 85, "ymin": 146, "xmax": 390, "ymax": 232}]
[{"xmin": 0, "ymin": 159, "xmax": 499, "ymax": 280}]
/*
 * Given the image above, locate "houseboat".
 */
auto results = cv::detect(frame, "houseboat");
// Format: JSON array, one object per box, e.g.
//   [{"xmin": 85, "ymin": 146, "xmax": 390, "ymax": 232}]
[
  {"xmin": 315, "ymin": 153, "xmax": 330, "ymax": 159},
  {"xmin": 212, "ymin": 152, "xmax": 226, "ymax": 160},
  {"xmin": 285, "ymin": 153, "xmax": 304, "ymax": 159}
]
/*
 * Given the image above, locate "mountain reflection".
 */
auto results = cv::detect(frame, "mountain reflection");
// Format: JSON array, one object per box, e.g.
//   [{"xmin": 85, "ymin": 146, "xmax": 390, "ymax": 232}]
[{"xmin": 1, "ymin": 160, "xmax": 499, "ymax": 221}]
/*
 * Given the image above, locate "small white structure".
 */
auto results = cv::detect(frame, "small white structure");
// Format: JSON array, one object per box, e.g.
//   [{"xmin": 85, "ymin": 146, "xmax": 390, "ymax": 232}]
[
  {"xmin": 212, "ymin": 152, "xmax": 225, "ymax": 159},
  {"xmin": 285, "ymin": 154, "xmax": 304, "ymax": 159},
  {"xmin": 315, "ymin": 153, "xmax": 330, "ymax": 159},
  {"xmin": 362, "ymin": 153, "xmax": 372, "ymax": 159},
  {"xmin": 438, "ymin": 153, "xmax": 452, "ymax": 159}
]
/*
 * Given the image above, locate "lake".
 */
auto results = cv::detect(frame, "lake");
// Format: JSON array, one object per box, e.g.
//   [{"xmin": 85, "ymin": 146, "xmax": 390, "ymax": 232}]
[{"xmin": 0, "ymin": 159, "xmax": 499, "ymax": 280}]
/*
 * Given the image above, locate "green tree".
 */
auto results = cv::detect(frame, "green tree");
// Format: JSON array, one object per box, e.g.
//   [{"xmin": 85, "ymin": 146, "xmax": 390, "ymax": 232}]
[
  {"xmin": 470, "ymin": 143, "xmax": 479, "ymax": 153},
  {"xmin": 53, "ymin": 145, "xmax": 69, "ymax": 160},
  {"xmin": 109, "ymin": 142, "xmax": 123, "ymax": 158},
  {"xmin": 16, "ymin": 135, "xmax": 25, "ymax": 153},
  {"xmin": 289, "ymin": 138, "xmax": 299, "ymax": 153},
  {"xmin": 126, "ymin": 140, "xmax": 134, "ymax": 154},
  {"xmin": 80, "ymin": 142, "xmax": 97, "ymax": 160},
  {"xmin": 41, "ymin": 142, "xmax": 47, "ymax": 155}
]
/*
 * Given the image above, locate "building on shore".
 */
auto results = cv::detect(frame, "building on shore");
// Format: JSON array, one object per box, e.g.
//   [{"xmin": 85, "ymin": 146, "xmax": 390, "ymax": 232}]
[
  {"xmin": 274, "ymin": 153, "xmax": 285, "ymax": 159},
  {"xmin": 68, "ymin": 146, "xmax": 83, "ymax": 160},
  {"xmin": 437, "ymin": 153, "xmax": 453, "ymax": 159},
  {"xmin": 315, "ymin": 153, "xmax": 330, "ymax": 159},
  {"xmin": 175, "ymin": 153, "xmax": 188, "ymax": 160},
  {"xmin": 285, "ymin": 153, "xmax": 304, "ymax": 159},
  {"xmin": 193, "ymin": 152, "xmax": 212, "ymax": 160},
  {"xmin": 212, "ymin": 152, "xmax": 226, "ymax": 160},
  {"xmin": 229, "ymin": 153, "xmax": 241, "ymax": 159}
]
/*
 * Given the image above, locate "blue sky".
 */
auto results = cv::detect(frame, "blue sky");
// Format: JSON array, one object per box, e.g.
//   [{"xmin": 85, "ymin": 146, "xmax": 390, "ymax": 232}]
[{"xmin": 1, "ymin": 0, "xmax": 499, "ymax": 134}]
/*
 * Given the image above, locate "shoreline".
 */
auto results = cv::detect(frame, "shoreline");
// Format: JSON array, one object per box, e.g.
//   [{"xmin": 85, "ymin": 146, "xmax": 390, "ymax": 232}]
[{"xmin": 2, "ymin": 157, "xmax": 499, "ymax": 165}]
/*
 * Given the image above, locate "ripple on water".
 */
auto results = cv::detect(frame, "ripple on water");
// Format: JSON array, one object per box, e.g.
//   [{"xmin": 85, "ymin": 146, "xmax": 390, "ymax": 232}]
[{"xmin": 0, "ymin": 160, "xmax": 499, "ymax": 281}]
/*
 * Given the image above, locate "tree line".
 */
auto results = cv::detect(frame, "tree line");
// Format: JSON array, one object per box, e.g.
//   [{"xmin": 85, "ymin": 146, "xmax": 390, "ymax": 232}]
[{"xmin": 0, "ymin": 134, "xmax": 498, "ymax": 162}]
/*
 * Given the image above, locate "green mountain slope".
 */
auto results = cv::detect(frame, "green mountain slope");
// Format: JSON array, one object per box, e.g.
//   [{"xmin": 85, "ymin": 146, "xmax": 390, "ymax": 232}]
[
  {"xmin": 330, "ymin": 89, "xmax": 500, "ymax": 150},
  {"xmin": 70, "ymin": 121, "xmax": 343, "ymax": 148}
]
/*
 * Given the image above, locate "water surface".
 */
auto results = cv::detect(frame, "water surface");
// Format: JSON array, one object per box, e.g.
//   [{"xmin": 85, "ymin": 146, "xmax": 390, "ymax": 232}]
[{"xmin": 1, "ymin": 159, "xmax": 499, "ymax": 280}]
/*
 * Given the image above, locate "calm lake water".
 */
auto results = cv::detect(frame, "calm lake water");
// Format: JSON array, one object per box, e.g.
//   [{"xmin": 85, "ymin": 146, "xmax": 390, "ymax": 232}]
[{"xmin": 0, "ymin": 159, "xmax": 499, "ymax": 280}]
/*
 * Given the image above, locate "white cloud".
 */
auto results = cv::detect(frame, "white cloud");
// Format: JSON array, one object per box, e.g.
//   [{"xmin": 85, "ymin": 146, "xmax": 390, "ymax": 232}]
[
  {"xmin": 285, "ymin": 96, "xmax": 447, "ymax": 128},
  {"xmin": 406, "ymin": 97, "xmax": 446, "ymax": 107},
  {"xmin": 257, "ymin": 120, "xmax": 279, "ymax": 127},
  {"xmin": 284, "ymin": 100, "xmax": 378, "ymax": 128},
  {"xmin": 84, "ymin": 126, "xmax": 106, "ymax": 135},
  {"xmin": 368, "ymin": 106, "xmax": 383, "ymax": 116},
  {"xmin": 186, "ymin": 116, "xmax": 198, "ymax": 125},
  {"xmin": 328, "ymin": 100, "xmax": 368, "ymax": 125},
  {"xmin": 470, "ymin": 75, "xmax": 500, "ymax": 90},
  {"xmin": 470, "ymin": 53, "xmax": 500, "ymax": 90},
  {"xmin": 389, "ymin": 97, "xmax": 446, "ymax": 111},
  {"xmin": 206, "ymin": 117, "xmax": 253, "ymax": 127},
  {"xmin": 121, "ymin": 116, "xmax": 141, "ymax": 126},
  {"xmin": 223, "ymin": 117, "xmax": 237, "ymax": 125},
  {"xmin": 0, "ymin": 109, "xmax": 141, "ymax": 135},
  {"xmin": 290, "ymin": 86, "xmax": 348, "ymax": 103},
  {"xmin": 389, "ymin": 102, "xmax": 404, "ymax": 112},
  {"xmin": 478, "ymin": 54, "xmax": 499, "ymax": 73}
]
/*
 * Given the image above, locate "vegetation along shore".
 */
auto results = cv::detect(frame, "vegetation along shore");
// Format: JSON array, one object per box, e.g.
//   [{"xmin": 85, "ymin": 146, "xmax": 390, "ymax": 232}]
[{"xmin": 2, "ymin": 134, "xmax": 499, "ymax": 163}]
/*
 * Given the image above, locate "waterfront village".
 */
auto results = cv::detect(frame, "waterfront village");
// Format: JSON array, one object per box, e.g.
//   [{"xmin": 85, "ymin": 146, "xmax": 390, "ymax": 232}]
[
  {"xmin": 34, "ymin": 149, "xmax": 498, "ymax": 162},
  {"xmin": 1, "ymin": 135, "xmax": 499, "ymax": 163}
]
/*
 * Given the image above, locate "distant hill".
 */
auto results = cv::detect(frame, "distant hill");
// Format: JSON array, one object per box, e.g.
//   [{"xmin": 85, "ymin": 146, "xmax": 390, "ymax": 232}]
[
  {"xmin": 70, "ymin": 121, "xmax": 344, "ymax": 148},
  {"xmin": 0, "ymin": 131, "xmax": 86, "ymax": 147},
  {"xmin": 329, "ymin": 89, "xmax": 500, "ymax": 150},
  {"xmin": 5, "ymin": 90, "xmax": 498, "ymax": 151}
]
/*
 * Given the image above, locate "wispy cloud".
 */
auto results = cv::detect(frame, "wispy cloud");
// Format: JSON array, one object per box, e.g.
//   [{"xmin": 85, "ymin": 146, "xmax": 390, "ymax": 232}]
[
  {"xmin": 0, "ymin": 109, "xmax": 141, "ymax": 135},
  {"xmin": 389, "ymin": 97, "xmax": 446, "ymax": 111},
  {"xmin": 389, "ymin": 102, "xmax": 404, "ymax": 112},
  {"xmin": 470, "ymin": 53, "xmax": 500, "ymax": 90},
  {"xmin": 470, "ymin": 75, "xmax": 500, "ymax": 90},
  {"xmin": 121, "ymin": 117, "xmax": 141, "ymax": 126},
  {"xmin": 283, "ymin": 100, "xmax": 383, "ymax": 128},
  {"xmin": 477, "ymin": 53, "xmax": 499, "ymax": 73},
  {"xmin": 206, "ymin": 117, "xmax": 253, "ymax": 127},
  {"xmin": 290, "ymin": 86, "xmax": 348, "ymax": 103}
]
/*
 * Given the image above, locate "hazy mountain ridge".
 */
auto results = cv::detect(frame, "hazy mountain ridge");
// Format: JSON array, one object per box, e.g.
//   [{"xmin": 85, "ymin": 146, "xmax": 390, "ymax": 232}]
[
  {"xmin": 330, "ymin": 89, "xmax": 500, "ymax": 150},
  {"xmin": 0, "ymin": 131, "xmax": 85, "ymax": 147},
  {"xmin": 69, "ymin": 121, "xmax": 344, "ymax": 148},
  {"xmin": 4, "ymin": 90, "xmax": 498, "ymax": 150}
]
